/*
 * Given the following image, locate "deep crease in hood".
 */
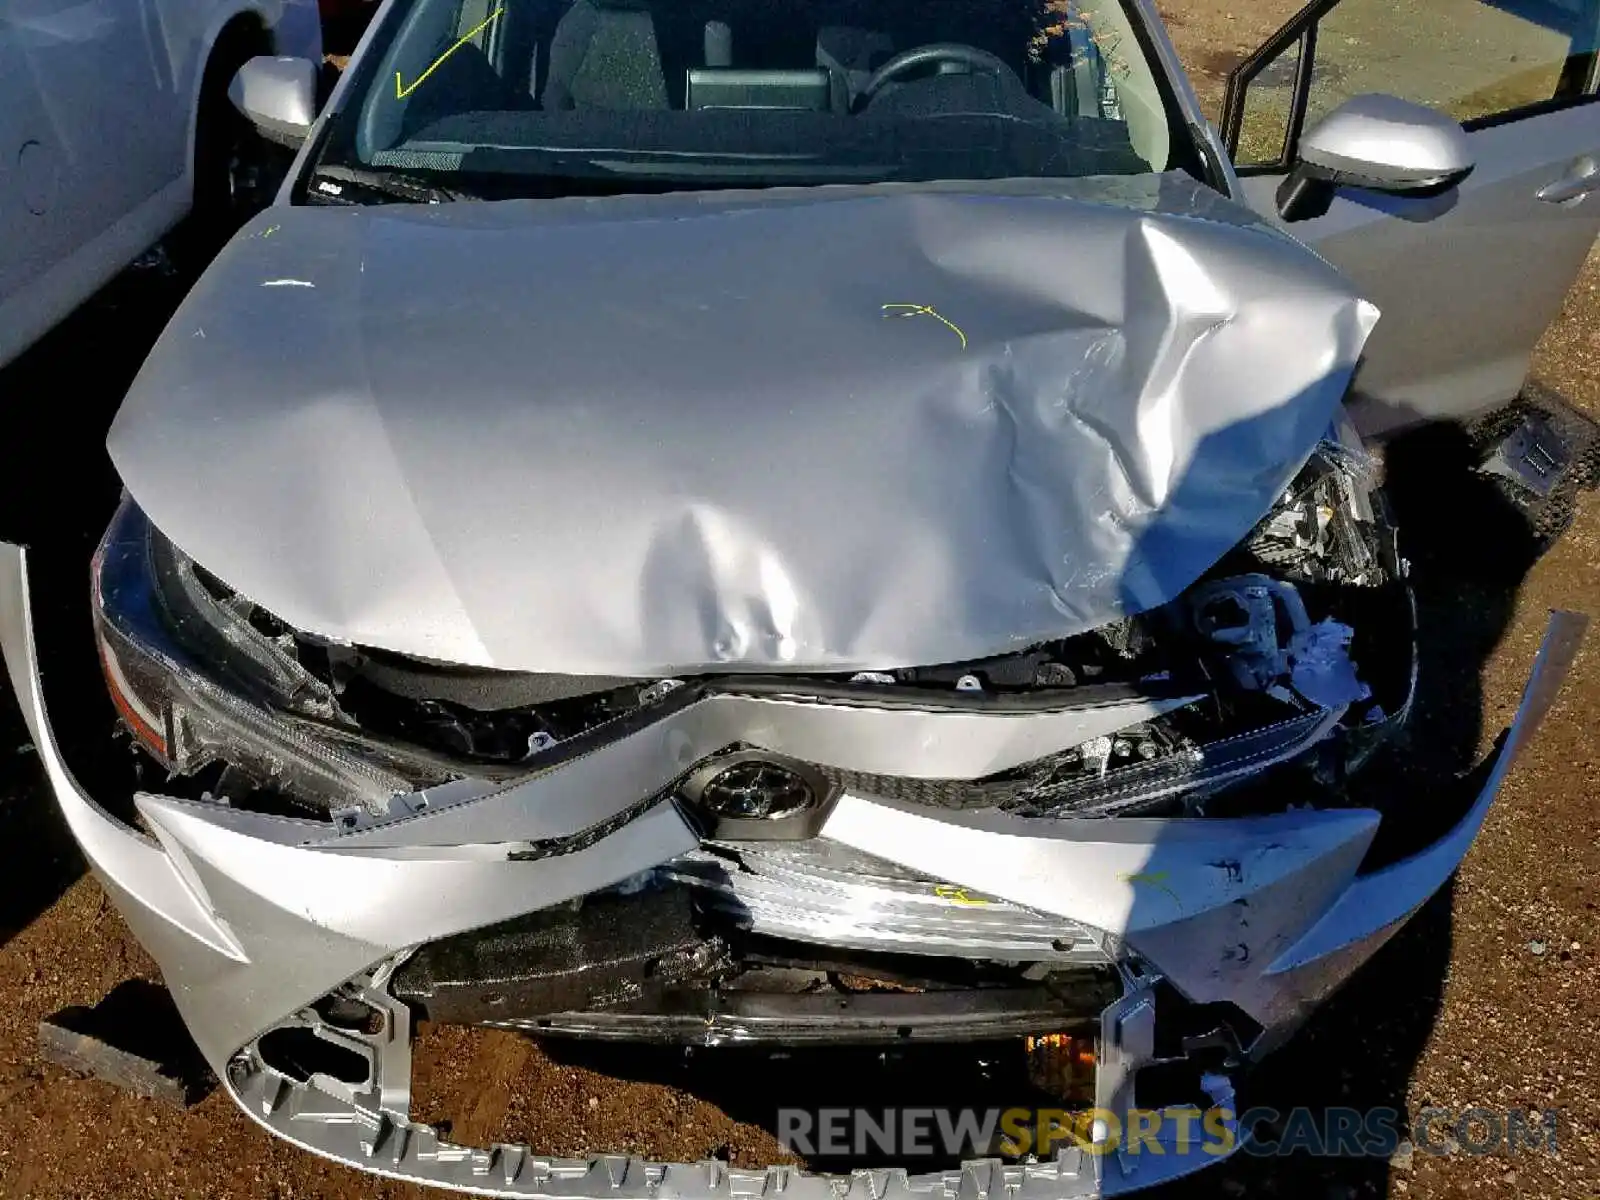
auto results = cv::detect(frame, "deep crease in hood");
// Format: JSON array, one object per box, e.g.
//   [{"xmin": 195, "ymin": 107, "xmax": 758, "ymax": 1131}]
[{"xmin": 109, "ymin": 175, "xmax": 1378, "ymax": 675}]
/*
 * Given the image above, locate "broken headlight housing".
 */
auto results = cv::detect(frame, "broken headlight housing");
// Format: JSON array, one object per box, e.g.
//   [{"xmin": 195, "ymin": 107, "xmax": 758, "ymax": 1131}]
[
  {"xmin": 91, "ymin": 499, "xmax": 667, "ymax": 816},
  {"xmin": 91, "ymin": 499, "xmax": 440, "ymax": 813}
]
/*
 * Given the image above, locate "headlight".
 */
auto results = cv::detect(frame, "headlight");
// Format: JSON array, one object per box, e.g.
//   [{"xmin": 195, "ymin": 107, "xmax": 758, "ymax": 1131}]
[{"xmin": 92, "ymin": 498, "xmax": 432, "ymax": 813}]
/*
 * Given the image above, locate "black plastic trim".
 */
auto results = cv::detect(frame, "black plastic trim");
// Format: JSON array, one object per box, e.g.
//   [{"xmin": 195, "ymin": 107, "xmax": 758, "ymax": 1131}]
[{"xmin": 713, "ymin": 676, "xmax": 1198, "ymax": 714}]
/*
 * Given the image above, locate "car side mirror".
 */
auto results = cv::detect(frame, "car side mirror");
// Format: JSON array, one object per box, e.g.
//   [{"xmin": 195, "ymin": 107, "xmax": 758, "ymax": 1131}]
[
  {"xmin": 229, "ymin": 56, "xmax": 318, "ymax": 147},
  {"xmin": 1277, "ymin": 93, "xmax": 1475, "ymax": 222}
]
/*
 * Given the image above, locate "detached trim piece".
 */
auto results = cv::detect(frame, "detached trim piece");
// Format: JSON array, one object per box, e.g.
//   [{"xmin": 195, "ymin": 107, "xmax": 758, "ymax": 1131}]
[
  {"xmin": 1268, "ymin": 608, "xmax": 1590, "ymax": 974},
  {"xmin": 224, "ymin": 974, "xmax": 1237, "ymax": 1199},
  {"xmin": 228, "ymin": 1060, "xmax": 1221, "ymax": 1200}
]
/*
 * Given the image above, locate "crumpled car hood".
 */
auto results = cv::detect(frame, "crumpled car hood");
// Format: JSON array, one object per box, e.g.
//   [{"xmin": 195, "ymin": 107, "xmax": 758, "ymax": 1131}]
[{"xmin": 108, "ymin": 175, "xmax": 1378, "ymax": 675}]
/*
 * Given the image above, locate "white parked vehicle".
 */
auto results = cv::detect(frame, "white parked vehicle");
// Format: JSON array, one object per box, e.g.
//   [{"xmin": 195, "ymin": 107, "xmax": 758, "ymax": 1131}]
[{"xmin": 0, "ymin": 0, "xmax": 322, "ymax": 366}]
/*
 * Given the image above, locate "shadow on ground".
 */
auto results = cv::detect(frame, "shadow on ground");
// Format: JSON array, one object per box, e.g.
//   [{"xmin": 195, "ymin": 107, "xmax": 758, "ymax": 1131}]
[
  {"xmin": 0, "ymin": 259, "xmax": 194, "ymax": 947},
  {"xmin": 1194, "ymin": 422, "xmax": 1559, "ymax": 1197}
]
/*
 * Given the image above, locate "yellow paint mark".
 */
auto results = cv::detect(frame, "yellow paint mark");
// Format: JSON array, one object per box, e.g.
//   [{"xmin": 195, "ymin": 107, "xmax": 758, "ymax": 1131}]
[
  {"xmin": 395, "ymin": 7, "xmax": 505, "ymax": 99},
  {"xmin": 882, "ymin": 303, "xmax": 968, "ymax": 350},
  {"xmin": 1118, "ymin": 869, "xmax": 1182, "ymax": 910},
  {"xmin": 933, "ymin": 884, "xmax": 991, "ymax": 907},
  {"xmin": 256, "ymin": 224, "xmax": 280, "ymax": 239}
]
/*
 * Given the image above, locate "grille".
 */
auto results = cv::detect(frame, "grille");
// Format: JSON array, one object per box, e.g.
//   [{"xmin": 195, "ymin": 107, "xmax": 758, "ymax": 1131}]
[{"xmin": 661, "ymin": 840, "xmax": 1107, "ymax": 965}]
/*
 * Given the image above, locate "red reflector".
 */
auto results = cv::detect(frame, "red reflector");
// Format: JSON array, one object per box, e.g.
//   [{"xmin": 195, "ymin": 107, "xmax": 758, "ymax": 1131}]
[{"xmin": 97, "ymin": 636, "xmax": 168, "ymax": 759}]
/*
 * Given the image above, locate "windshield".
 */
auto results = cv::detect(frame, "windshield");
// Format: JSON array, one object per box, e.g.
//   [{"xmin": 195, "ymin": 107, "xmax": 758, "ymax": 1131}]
[{"xmin": 309, "ymin": 0, "xmax": 1202, "ymax": 200}]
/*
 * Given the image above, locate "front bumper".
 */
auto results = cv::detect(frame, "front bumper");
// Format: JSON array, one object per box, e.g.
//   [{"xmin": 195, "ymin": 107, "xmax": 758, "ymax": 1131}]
[{"xmin": 0, "ymin": 541, "xmax": 1585, "ymax": 1197}]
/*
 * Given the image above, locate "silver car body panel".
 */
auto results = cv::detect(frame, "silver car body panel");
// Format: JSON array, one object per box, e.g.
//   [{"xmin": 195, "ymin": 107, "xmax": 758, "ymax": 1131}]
[
  {"xmin": 1297, "ymin": 93, "xmax": 1476, "ymax": 187},
  {"xmin": 228, "ymin": 55, "xmax": 320, "ymax": 143},
  {"xmin": 1, "ymin": 537, "xmax": 1587, "ymax": 1196},
  {"xmin": 0, "ymin": 0, "xmax": 322, "ymax": 368},
  {"xmin": 107, "ymin": 176, "xmax": 1377, "ymax": 676},
  {"xmin": 1241, "ymin": 102, "xmax": 1600, "ymax": 434}
]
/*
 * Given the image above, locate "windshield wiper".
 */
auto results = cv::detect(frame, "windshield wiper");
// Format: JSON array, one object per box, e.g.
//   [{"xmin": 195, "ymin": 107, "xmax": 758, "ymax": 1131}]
[{"xmin": 306, "ymin": 163, "xmax": 473, "ymax": 205}]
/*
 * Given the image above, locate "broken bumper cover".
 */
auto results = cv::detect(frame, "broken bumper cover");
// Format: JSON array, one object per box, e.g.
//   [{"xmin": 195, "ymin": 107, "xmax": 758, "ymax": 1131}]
[{"xmin": 0, "ymin": 543, "xmax": 1586, "ymax": 1197}]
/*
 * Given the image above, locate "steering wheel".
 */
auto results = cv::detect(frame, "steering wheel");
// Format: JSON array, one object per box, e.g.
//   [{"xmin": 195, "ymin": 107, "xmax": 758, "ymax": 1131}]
[{"xmin": 855, "ymin": 43, "xmax": 1020, "ymax": 112}]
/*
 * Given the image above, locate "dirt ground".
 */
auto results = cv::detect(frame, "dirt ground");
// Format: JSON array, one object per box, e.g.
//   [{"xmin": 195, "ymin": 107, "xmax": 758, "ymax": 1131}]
[{"xmin": 1, "ymin": 4, "xmax": 1598, "ymax": 1197}]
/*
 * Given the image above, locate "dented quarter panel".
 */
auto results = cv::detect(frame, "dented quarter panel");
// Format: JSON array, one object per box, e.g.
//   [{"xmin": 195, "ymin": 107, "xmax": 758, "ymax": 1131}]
[{"xmin": 107, "ymin": 174, "xmax": 1377, "ymax": 676}]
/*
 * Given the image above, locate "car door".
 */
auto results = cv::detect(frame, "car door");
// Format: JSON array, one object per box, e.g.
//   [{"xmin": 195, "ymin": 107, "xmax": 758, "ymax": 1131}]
[
  {"xmin": 1219, "ymin": 0, "xmax": 1600, "ymax": 435},
  {"xmin": 0, "ymin": 0, "xmax": 181, "ymax": 352}
]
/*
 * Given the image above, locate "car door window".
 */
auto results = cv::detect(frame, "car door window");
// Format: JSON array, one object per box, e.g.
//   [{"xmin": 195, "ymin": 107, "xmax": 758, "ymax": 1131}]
[
  {"xmin": 1232, "ymin": 34, "xmax": 1302, "ymax": 166},
  {"xmin": 1225, "ymin": 0, "xmax": 1600, "ymax": 170}
]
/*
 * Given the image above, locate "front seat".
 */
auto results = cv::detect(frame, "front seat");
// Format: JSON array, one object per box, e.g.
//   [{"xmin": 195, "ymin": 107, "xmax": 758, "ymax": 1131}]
[
  {"xmin": 816, "ymin": 25, "xmax": 893, "ymax": 114},
  {"xmin": 542, "ymin": 0, "xmax": 669, "ymax": 111}
]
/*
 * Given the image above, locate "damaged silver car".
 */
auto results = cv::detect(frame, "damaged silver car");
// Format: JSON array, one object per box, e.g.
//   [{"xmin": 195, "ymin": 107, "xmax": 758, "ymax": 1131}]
[{"xmin": 3, "ymin": 0, "xmax": 1598, "ymax": 1193}]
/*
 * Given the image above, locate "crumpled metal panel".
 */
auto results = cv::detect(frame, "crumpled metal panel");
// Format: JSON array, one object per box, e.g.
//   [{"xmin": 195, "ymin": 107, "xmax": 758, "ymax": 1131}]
[
  {"xmin": 661, "ymin": 842, "xmax": 1110, "ymax": 963},
  {"xmin": 108, "ymin": 174, "xmax": 1377, "ymax": 675},
  {"xmin": 5, "ymin": 523, "xmax": 1584, "ymax": 1076}
]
